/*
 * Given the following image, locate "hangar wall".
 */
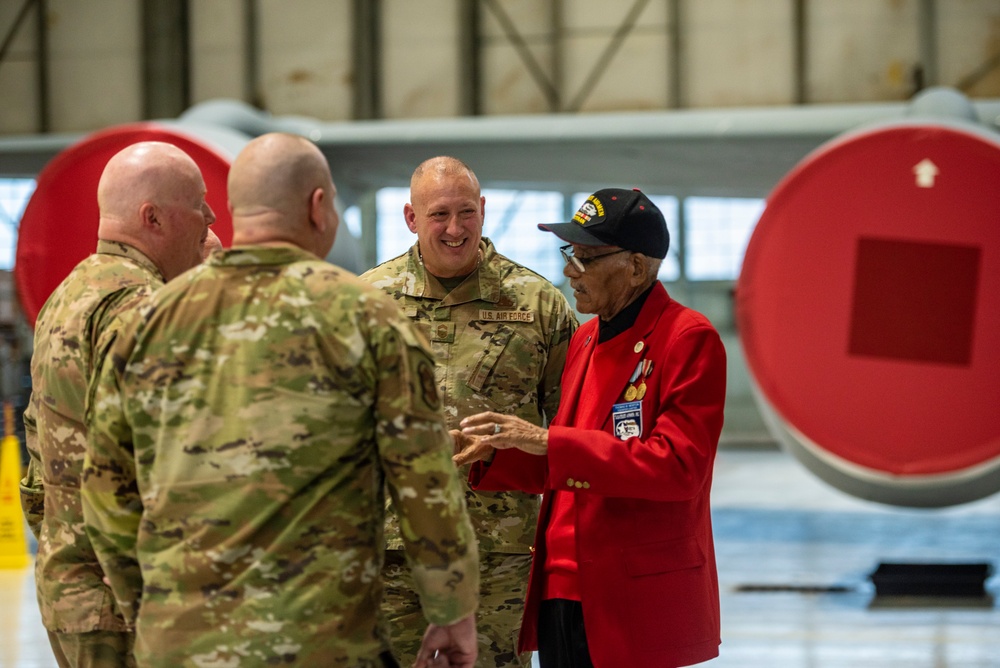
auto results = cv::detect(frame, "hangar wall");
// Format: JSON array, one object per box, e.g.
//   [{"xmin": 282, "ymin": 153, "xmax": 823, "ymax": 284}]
[{"xmin": 2, "ymin": 0, "xmax": 1000, "ymax": 134}]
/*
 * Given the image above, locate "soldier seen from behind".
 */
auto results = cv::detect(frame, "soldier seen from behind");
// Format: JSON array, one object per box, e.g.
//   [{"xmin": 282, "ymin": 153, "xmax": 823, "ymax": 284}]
[{"xmin": 81, "ymin": 133, "xmax": 480, "ymax": 667}]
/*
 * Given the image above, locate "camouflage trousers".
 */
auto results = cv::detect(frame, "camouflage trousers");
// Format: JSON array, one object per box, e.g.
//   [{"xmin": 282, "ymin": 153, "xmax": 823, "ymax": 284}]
[
  {"xmin": 46, "ymin": 629, "xmax": 135, "ymax": 668},
  {"xmin": 382, "ymin": 550, "xmax": 533, "ymax": 668}
]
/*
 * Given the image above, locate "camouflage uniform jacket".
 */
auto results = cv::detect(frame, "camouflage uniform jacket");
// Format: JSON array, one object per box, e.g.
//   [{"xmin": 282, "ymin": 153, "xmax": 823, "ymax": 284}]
[
  {"xmin": 362, "ymin": 239, "xmax": 576, "ymax": 553},
  {"xmin": 20, "ymin": 240, "xmax": 163, "ymax": 634},
  {"xmin": 81, "ymin": 246, "xmax": 478, "ymax": 666}
]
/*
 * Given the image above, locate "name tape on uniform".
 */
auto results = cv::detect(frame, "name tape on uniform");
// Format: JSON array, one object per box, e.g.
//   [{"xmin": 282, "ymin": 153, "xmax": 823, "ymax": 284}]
[{"xmin": 479, "ymin": 309, "xmax": 535, "ymax": 323}]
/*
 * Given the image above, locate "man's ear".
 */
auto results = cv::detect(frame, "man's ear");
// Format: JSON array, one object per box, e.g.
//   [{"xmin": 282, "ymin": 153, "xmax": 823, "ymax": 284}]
[
  {"xmin": 140, "ymin": 202, "xmax": 159, "ymax": 228},
  {"xmin": 309, "ymin": 187, "xmax": 326, "ymax": 232},
  {"xmin": 404, "ymin": 203, "xmax": 418, "ymax": 234},
  {"xmin": 628, "ymin": 253, "xmax": 648, "ymax": 284}
]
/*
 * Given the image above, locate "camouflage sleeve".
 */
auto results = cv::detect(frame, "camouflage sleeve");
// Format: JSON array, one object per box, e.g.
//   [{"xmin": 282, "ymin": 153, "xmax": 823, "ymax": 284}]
[
  {"xmin": 369, "ymin": 298, "xmax": 479, "ymax": 626},
  {"xmin": 89, "ymin": 284, "xmax": 154, "ymax": 356},
  {"xmin": 19, "ymin": 396, "xmax": 44, "ymax": 539},
  {"xmin": 539, "ymin": 292, "xmax": 578, "ymax": 426},
  {"xmin": 80, "ymin": 311, "xmax": 144, "ymax": 626},
  {"xmin": 19, "ymin": 284, "xmax": 152, "ymax": 543}
]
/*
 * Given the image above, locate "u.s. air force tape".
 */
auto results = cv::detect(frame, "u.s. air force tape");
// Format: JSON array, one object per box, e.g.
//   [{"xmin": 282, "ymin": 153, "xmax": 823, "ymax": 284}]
[{"xmin": 479, "ymin": 310, "xmax": 534, "ymax": 323}]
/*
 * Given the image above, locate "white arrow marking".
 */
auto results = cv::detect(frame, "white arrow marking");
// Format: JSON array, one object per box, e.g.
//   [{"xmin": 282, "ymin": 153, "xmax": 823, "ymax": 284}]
[{"xmin": 913, "ymin": 159, "xmax": 939, "ymax": 188}]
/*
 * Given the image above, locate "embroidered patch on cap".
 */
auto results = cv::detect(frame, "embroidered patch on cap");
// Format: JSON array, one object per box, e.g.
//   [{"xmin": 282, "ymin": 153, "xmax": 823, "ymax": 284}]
[{"xmin": 573, "ymin": 195, "xmax": 605, "ymax": 225}]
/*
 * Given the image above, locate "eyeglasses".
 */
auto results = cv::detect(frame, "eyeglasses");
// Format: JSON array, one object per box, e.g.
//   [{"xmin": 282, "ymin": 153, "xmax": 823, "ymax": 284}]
[{"xmin": 559, "ymin": 245, "xmax": 630, "ymax": 273}]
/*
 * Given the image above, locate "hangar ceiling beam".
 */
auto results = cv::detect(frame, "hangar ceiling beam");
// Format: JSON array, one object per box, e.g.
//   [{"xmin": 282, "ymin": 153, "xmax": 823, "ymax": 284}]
[
  {"xmin": 458, "ymin": 0, "xmax": 483, "ymax": 116},
  {"xmin": 917, "ymin": 0, "xmax": 938, "ymax": 89},
  {"xmin": 565, "ymin": 0, "xmax": 652, "ymax": 112},
  {"xmin": 667, "ymin": 0, "xmax": 683, "ymax": 108},
  {"xmin": 0, "ymin": 0, "xmax": 49, "ymax": 132},
  {"xmin": 792, "ymin": 0, "xmax": 806, "ymax": 105},
  {"xmin": 243, "ymin": 0, "xmax": 261, "ymax": 108},
  {"xmin": 352, "ymin": 0, "xmax": 382, "ymax": 120},
  {"xmin": 0, "ymin": 0, "xmax": 34, "ymax": 63},
  {"xmin": 481, "ymin": 0, "xmax": 559, "ymax": 112},
  {"xmin": 34, "ymin": 0, "xmax": 48, "ymax": 132},
  {"xmin": 142, "ymin": 0, "xmax": 190, "ymax": 119},
  {"xmin": 549, "ymin": 0, "xmax": 564, "ymax": 113},
  {"xmin": 957, "ymin": 51, "xmax": 1000, "ymax": 93}
]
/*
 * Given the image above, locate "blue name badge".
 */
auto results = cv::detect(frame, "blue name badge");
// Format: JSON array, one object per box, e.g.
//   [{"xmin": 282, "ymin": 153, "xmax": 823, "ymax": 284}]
[{"xmin": 612, "ymin": 401, "xmax": 642, "ymax": 441}]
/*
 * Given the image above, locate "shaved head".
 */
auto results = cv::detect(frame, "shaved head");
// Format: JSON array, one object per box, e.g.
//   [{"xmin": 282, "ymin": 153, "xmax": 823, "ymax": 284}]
[
  {"xmin": 98, "ymin": 142, "xmax": 200, "ymax": 226},
  {"xmin": 410, "ymin": 156, "xmax": 480, "ymax": 195},
  {"xmin": 228, "ymin": 133, "xmax": 339, "ymax": 258},
  {"xmin": 97, "ymin": 141, "xmax": 216, "ymax": 280},
  {"xmin": 229, "ymin": 133, "xmax": 331, "ymax": 218}
]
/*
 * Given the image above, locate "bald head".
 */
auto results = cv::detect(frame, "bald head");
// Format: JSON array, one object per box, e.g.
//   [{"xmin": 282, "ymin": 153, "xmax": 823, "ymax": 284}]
[
  {"xmin": 410, "ymin": 156, "xmax": 480, "ymax": 195},
  {"xmin": 97, "ymin": 141, "xmax": 216, "ymax": 280},
  {"xmin": 228, "ymin": 133, "xmax": 339, "ymax": 258}
]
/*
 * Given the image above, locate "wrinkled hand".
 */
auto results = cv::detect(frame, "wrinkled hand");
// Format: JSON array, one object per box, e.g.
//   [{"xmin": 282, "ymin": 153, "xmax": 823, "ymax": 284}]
[
  {"xmin": 413, "ymin": 613, "xmax": 477, "ymax": 668},
  {"xmin": 459, "ymin": 411, "xmax": 548, "ymax": 456},
  {"xmin": 450, "ymin": 429, "xmax": 495, "ymax": 467}
]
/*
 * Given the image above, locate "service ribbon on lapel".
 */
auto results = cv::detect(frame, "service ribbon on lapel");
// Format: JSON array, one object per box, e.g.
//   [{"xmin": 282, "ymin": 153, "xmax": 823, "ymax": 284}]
[{"xmin": 623, "ymin": 358, "xmax": 653, "ymax": 401}]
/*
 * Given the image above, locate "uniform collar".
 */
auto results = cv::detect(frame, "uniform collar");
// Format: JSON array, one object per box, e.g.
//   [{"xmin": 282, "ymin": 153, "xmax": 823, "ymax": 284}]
[
  {"xmin": 96, "ymin": 239, "xmax": 164, "ymax": 281},
  {"xmin": 404, "ymin": 237, "xmax": 501, "ymax": 305},
  {"xmin": 209, "ymin": 245, "xmax": 320, "ymax": 266}
]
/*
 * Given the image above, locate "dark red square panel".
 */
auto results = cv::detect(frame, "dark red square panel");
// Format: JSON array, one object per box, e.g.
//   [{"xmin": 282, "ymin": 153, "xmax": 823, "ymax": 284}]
[{"xmin": 849, "ymin": 237, "xmax": 980, "ymax": 365}]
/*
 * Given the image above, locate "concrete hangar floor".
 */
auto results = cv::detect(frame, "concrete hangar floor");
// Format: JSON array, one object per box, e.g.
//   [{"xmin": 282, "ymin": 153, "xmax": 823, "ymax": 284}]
[{"xmin": 2, "ymin": 447, "xmax": 998, "ymax": 668}]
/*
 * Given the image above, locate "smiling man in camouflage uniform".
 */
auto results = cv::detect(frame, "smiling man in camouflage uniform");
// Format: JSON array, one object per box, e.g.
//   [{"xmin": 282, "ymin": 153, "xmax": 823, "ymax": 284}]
[
  {"xmin": 362, "ymin": 156, "xmax": 576, "ymax": 667},
  {"xmin": 20, "ymin": 141, "xmax": 217, "ymax": 668},
  {"xmin": 81, "ymin": 133, "xmax": 479, "ymax": 668}
]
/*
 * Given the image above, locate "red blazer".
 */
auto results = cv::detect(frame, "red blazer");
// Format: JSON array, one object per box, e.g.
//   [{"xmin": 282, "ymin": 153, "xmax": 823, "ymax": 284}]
[{"xmin": 471, "ymin": 284, "xmax": 727, "ymax": 667}]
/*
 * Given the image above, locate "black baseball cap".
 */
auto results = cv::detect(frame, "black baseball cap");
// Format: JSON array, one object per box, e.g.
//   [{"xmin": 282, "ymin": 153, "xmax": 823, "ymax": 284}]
[{"xmin": 538, "ymin": 188, "xmax": 669, "ymax": 259}]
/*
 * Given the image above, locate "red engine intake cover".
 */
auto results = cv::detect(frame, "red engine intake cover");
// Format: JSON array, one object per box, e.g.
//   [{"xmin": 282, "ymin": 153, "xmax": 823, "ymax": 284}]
[{"xmin": 736, "ymin": 120, "xmax": 1000, "ymax": 507}]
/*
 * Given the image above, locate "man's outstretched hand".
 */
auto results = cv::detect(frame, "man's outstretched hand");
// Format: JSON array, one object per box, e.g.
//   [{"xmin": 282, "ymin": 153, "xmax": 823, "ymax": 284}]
[{"xmin": 413, "ymin": 613, "xmax": 477, "ymax": 668}]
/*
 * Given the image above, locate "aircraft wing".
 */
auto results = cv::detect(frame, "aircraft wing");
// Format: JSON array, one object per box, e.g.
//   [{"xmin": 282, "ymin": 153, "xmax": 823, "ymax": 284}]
[
  {"xmin": 169, "ymin": 97, "xmax": 958, "ymax": 201},
  {"xmin": 0, "ymin": 132, "xmax": 84, "ymax": 177},
  {"xmin": 5, "ymin": 94, "xmax": 999, "ymax": 201}
]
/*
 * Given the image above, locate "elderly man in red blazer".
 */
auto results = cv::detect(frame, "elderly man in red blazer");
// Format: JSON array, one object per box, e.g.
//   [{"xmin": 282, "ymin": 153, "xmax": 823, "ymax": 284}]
[{"xmin": 454, "ymin": 188, "xmax": 727, "ymax": 668}]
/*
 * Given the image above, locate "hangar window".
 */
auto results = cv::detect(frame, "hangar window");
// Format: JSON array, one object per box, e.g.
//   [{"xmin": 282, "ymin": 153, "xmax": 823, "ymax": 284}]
[
  {"xmin": 684, "ymin": 197, "xmax": 762, "ymax": 281},
  {"xmin": 375, "ymin": 188, "xmax": 413, "ymax": 263},
  {"xmin": 342, "ymin": 205, "xmax": 362, "ymax": 239},
  {"xmin": 373, "ymin": 189, "xmax": 761, "ymax": 285},
  {"xmin": 480, "ymin": 189, "xmax": 564, "ymax": 283},
  {"xmin": 0, "ymin": 178, "xmax": 35, "ymax": 271}
]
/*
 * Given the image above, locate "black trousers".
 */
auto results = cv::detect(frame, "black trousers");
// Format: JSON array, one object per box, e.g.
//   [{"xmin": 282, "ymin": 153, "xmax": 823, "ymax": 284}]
[{"xmin": 537, "ymin": 599, "xmax": 595, "ymax": 668}]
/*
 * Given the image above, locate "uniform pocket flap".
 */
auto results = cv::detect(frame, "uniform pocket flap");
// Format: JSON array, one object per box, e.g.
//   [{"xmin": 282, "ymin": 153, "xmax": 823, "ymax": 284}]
[
  {"xmin": 623, "ymin": 538, "xmax": 705, "ymax": 577},
  {"xmin": 466, "ymin": 325, "xmax": 515, "ymax": 392}
]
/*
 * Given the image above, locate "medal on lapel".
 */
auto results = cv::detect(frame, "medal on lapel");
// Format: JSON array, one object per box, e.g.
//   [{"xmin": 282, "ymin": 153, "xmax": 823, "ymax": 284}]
[
  {"xmin": 622, "ymin": 356, "xmax": 652, "ymax": 402},
  {"xmin": 623, "ymin": 359, "xmax": 642, "ymax": 401},
  {"xmin": 635, "ymin": 359, "xmax": 653, "ymax": 400}
]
